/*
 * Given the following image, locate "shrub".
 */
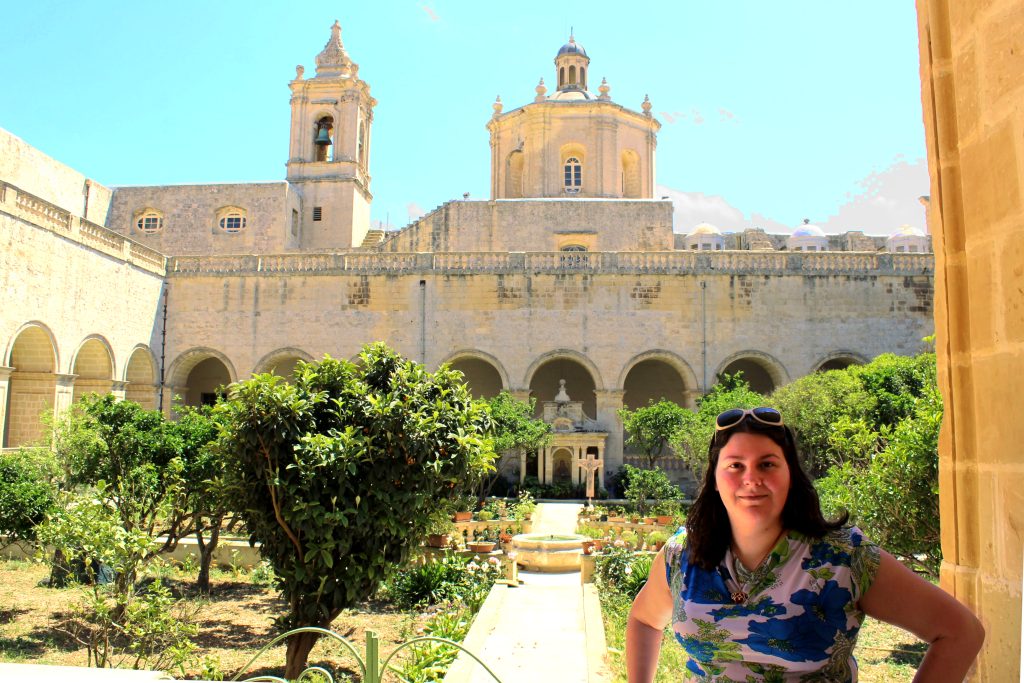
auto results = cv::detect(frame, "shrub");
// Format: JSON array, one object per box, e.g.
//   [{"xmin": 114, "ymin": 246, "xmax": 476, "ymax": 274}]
[
  {"xmin": 618, "ymin": 399, "xmax": 689, "ymax": 468},
  {"xmin": 0, "ymin": 449, "xmax": 56, "ymax": 548},
  {"xmin": 595, "ymin": 544, "xmax": 652, "ymax": 598},
  {"xmin": 384, "ymin": 553, "xmax": 501, "ymax": 611},
  {"xmin": 622, "ymin": 465, "xmax": 679, "ymax": 516}
]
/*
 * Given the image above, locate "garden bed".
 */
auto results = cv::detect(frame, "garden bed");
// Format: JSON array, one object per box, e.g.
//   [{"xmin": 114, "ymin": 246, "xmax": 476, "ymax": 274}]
[{"xmin": 0, "ymin": 558, "xmax": 431, "ymax": 680}]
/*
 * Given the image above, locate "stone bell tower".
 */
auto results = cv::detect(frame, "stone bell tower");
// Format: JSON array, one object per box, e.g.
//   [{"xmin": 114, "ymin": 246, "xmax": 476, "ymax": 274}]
[{"xmin": 286, "ymin": 21, "xmax": 376, "ymax": 250}]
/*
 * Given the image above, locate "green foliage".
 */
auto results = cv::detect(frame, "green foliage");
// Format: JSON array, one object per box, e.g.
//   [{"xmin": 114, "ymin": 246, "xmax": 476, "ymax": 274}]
[
  {"xmin": 770, "ymin": 370, "xmax": 873, "ymax": 476},
  {"xmin": 509, "ymin": 490, "xmax": 536, "ymax": 520},
  {"xmin": 669, "ymin": 373, "xmax": 766, "ymax": 478},
  {"xmin": 851, "ymin": 353, "xmax": 937, "ymax": 429},
  {"xmin": 0, "ymin": 449, "xmax": 57, "ymax": 547},
  {"xmin": 618, "ymin": 399, "xmax": 689, "ymax": 467},
  {"xmin": 595, "ymin": 545, "xmax": 652, "ymax": 598},
  {"xmin": 396, "ymin": 607, "xmax": 474, "ymax": 683},
  {"xmin": 485, "ymin": 392, "xmax": 551, "ymax": 455},
  {"xmin": 216, "ymin": 344, "xmax": 496, "ymax": 671},
  {"xmin": 622, "ymin": 465, "xmax": 680, "ymax": 516},
  {"xmin": 817, "ymin": 384, "xmax": 942, "ymax": 575},
  {"xmin": 383, "ymin": 553, "xmax": 501, "ymax": 610}
]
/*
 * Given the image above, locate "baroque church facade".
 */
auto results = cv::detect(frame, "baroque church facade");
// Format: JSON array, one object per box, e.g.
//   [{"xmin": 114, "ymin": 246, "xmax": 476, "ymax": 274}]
[{"xmin": 0, "ymin": 23, "xmax": 933, "ymax": 490}]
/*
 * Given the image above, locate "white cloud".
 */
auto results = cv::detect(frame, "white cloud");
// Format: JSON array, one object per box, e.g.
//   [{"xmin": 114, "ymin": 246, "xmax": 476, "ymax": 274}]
[
  {"xmin": 406, "ymin": 202, "xmax": 425, "ymax": 221},
  {"xmin": 656, "ymin": 185, "xmax": 789, "ymax": 234},
  {"xmin": 421, "ymin": 5, "xmax": 439, "ymax": 21},
  {"xmin": 819, "ymin": 158, "xmax": 929, "ymax": 234}
]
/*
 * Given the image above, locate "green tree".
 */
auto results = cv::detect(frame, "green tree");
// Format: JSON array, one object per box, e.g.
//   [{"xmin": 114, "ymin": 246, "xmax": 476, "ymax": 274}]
[
  {"xmin": 618, "ymin": 399, "xmax": 688, "ymax": 468},
  {"xmin": 481, "ymin": 392, "xmax": 550, "ymax": 496},
  {"xmin": 622, "ymin": 465, "xmax": 680, "ymax": 516},
  {"xmin": 0, "ymin": 449, "xmax": 57, "ymax": 549},
  {"xmin": 163, "ymin": 405, "xmax": 226, "ymax": 594},
  {"xmin": 850, "ymin": 352, "xmax": 936, "ymax": 429},
  {"xmin": 770, "ymin": 369, "xmax": 873, "ymax": 476},
  {"xmin": 217, "ymin": 344, "xmax": 496, "ymax": 678},
  {"xmin": 669, "ymin": 373, "xmax": 766, "ymax": 479},
  {"xmin": 817, "ymin": 383, "xmax": 941, "ymax": 574}
]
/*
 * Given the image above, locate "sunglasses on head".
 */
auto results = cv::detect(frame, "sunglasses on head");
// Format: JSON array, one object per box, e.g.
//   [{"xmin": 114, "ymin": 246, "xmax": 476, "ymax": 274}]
[{"xmin": 714, "ymin": 407, "xmax": 785, "ymax": 431}]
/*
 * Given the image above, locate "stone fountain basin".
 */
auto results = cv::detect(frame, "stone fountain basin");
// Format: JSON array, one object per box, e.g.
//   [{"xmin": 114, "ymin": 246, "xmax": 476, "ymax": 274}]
[{"xmin": 511, "ymin": 533, "xmax": 586, "ymax": 572}]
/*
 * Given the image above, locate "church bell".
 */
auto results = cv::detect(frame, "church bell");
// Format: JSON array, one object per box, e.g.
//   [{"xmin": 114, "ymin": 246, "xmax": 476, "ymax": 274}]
[{"xmin": 314, "ymin": 126, "xmax": 332, "ymax": 146}]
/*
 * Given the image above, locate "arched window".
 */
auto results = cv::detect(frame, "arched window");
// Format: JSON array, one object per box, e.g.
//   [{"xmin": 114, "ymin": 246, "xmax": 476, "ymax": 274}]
[
  {"xmin": 357, "ymin": 118, "xmax": 366, "ymax": 167},
  {"xmin": 216, "ymin": 206, "xmax": 247, "ymax": 233},
  {"xmin": 134, "ymin": 208, "xmax": 164, "ymax": 234},
  {"xmin": 561, "ymin": 245, "xmax": 587, "ymax": 252},
  {"xmin": 579, "ymin": 66, "xmax": 586, "ymax": 88},
  {"xmin": 314, "ymin": 116, "xmax": 334, "ymax": 162},
  {"xmin": 559, "ymin": 67, "xmax": 565, "ymax": 88},
  {"xmin": 564, "ymin": 157, "xmax": 582, "ymax": 193},
  {"xmin": 568, "ymin": 65, "xmax": 577, "ymax": 85}
]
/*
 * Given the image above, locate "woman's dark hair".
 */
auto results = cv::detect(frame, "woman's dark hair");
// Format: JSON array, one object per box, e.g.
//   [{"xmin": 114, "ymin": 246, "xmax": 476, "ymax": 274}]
[{"xmin": 685, "ymin": 418, "xmax": 847, "ymax": 570}]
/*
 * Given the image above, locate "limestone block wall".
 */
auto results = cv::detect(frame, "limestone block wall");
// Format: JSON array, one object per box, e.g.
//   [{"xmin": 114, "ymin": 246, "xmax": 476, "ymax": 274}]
[
  {"xmin": 163, "ymin": 250, "xmax": 933, "ymax": 470},
  {"xmin": 381, "ymin": 199, "xmax": 674, "ymax": 253},
  {"xmin": 1, "ymin": 186, "xmax": 165, "ymax": 445},
  {"xmin": 917, "ymin": 0, "xmax": 1024, "ymax": 679},
  {"xmin": 0, "ymin": 128, "xmax": 113, "ymax": 224},
  {"xmin": 107, "ymin": 182, "xmax": 300, "ymax": 256}
]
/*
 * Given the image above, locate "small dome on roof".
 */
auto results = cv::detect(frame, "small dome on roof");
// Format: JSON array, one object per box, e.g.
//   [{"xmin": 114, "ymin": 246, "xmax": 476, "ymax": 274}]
[
  {"xmin": 557, "ymin": 35, "xmax": 588, "ymax": 58},
  {"xmin": 892, "ymin": 224, "xmax": 926, "ymax": 237},
  {"xmin": 792, "ymin": 222, "xmax": 825, "ymax": 238},
  {"xmin": 548, "ymin": 89, "xmax": 596, "ymax": 101},
  {"xmin": 688, "ymin": 222, "xmax": 722, "ymax": 237}
]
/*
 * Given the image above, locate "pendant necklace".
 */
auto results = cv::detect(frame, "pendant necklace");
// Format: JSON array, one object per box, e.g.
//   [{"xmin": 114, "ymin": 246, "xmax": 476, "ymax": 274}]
[{"xmin": 724, "ymin": 529, "xmax": 786, "ymax": 605}]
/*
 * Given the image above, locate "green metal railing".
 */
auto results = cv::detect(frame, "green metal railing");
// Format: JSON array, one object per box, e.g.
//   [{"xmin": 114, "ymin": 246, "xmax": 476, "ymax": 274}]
[{"xmin": 231, "ymin": 626, "xmax": 503, "ymax": 683}]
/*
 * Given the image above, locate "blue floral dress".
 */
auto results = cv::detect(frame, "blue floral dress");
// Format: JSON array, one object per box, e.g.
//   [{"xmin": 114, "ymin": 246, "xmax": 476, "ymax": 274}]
[{"xmin": 664, "ymin": 526, "xmax": 881, "ymax": 681}]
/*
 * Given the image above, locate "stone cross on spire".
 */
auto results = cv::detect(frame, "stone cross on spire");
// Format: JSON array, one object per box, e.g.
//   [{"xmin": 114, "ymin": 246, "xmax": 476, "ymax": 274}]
[{"xmin": 315, "ymin": 20, "xmax": 355, "ymax": 77}]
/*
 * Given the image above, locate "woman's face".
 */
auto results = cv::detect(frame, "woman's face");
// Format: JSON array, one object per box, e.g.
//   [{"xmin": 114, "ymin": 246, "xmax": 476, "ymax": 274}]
[{"xmin": 714, "ymin": 431, "xmax": 791, "ymax": 534}]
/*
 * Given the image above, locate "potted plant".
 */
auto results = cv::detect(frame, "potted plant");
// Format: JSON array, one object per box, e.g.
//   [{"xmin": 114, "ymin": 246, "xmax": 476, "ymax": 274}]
[
  {"xmin": 426, "ymin": 510, "xmax": 455, "ymax": 548},
  {"xmin": 499, "ymin": 530, "xmax": 514, "ymax": 552},
  {"xmin": 468, "ymin": 525, "xmax": 498, "ymax": 553},
  {"xmin": 511, "ymin": 490, "xmax": 536, "ymax": 521},
  {"xmin": 607, "ymin": 505, "xmax": 627, "ymax": 523},
  {"xmin": 647, "ymin": 530, "xmax": 669, "ymax": 551},
  {"xmin": 621, "ymin": 529, "xmax": 639, "ymax": 550},
  {"xmin": 477, "ymin": 510, "xmax": 496, "ymax": 521},
  {"xmin": 654, "ymin": 501, "xmax": 680, "ymax": 526},
  {"xmin": 452, "ymin": 493, "xmax": 476, "ymax": 522},
  {"xmin": 579, "ymin": 525, "xmax": 604, "ymax": 555}
]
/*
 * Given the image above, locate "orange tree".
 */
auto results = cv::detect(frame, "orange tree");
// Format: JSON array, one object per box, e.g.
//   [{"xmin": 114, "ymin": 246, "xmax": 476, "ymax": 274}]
[{"xmin": 217, "ymin": 343, "xmax": 495, "ymax": 678}]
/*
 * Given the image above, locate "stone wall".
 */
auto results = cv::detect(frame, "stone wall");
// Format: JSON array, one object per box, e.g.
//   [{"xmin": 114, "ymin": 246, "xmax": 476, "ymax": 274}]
[
  {"xmin": 107, "ymin": 181, "xmax": 301, "ymax": 256},
  {"xmin": 1, "ymin": 181, "xmax": 165, "ymax": 446},
  {"xmin": 917, "ymin": 0, "xmax": 1024, "ymax": 679},
  {"xmin": 162, "ymin": 249, "xmax": 934, "ymax": 470},
  {"xmin": 0, "ymin": 128, "xmax": 113, "ymax": 224},
  {"xmin": 381, "ymin": 199, "xmax": 675, "ymax": 253}
]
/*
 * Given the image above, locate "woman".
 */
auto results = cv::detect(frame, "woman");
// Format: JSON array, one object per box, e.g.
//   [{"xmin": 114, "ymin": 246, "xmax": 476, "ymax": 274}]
[{"xmin": 626, "ymin": 407, "xmax": 984, "ymax": 682}]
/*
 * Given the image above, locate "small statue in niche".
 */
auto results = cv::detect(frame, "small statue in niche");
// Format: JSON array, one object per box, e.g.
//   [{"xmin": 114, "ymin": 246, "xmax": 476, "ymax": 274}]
[
  {"xmin": 295, "ymin": 65, "xmax": 305, "ymax": 80},
  {"xmin": 555, "ymin": 379, "xmax": 571, "ymax": 403}
]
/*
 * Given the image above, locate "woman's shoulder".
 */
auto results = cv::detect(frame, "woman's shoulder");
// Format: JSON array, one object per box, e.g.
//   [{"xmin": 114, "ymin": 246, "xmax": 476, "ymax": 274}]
[
  {"xmin": 663, "ymin": 526, "xmax": 689, "ymax": 568},
  {"xmin": 803, "ymin": 525, "xmax": 882, "ymax": 596}
]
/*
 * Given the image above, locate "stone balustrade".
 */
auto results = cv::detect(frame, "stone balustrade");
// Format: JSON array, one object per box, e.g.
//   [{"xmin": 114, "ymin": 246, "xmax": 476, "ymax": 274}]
[
  {"xmin": 166, "ymin": 249, "xmax": 933, "ymax": 277},
  {"xmin": 0, "ymin": 181, "xmax": 165, "ymax": 275}
]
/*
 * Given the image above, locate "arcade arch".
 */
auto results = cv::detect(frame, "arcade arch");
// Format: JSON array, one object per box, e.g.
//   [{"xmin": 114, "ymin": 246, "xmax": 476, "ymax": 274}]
[
  {"xmin": 443, "ymin": 350, "xmax": 508, "ymax": 399},
  {"xmin": 253, "ymin": 347, "xmax": 314, "ymax": 380},
  {"xmin": 124, "ymin": 346, "xmax": 158, "ymax": 410},
  {"xmin": 4, "ymin": 323, "xmax": 58, "ymax": 447},
  {"xmin": 716, "ymin": 351, "xmax": 788, "ymax": 395},
  {"xmin": 814, "ymin": 352, "xmax": 867, "ymax": 373},
  {"xmin": 71, "ymin": 336, "xmax": 114, "ymax": 404},
  {"xmin": 167, "ymin": 348, "xmax": 236, "ymax": 409},
  {"xmin": 619, "ymin": 351, "xmax": 696, "ymax": 410},
  {"xmin": 526, "ymin": 351, "xmax": 601, "ymax": 420}
]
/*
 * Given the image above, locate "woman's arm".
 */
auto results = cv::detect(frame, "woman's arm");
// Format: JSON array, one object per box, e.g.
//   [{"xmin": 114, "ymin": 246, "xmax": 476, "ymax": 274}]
[
  {"xmin": 860, "ymin": 550, "xmax": 985, "ymax": 683},
  {"xmin": 626, "ymin": 548, "xmax": 674, "ymax": 683}
]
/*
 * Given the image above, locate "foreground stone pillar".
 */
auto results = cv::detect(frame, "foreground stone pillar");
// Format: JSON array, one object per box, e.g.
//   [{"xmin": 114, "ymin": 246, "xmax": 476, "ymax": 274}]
[
  {"xmin": 917, "ymin": 1, "xmax": 1024, "ymax": 679},
  {"xmin": 110, "ymin": 380, "xmax": 127, "ymax": 401}
]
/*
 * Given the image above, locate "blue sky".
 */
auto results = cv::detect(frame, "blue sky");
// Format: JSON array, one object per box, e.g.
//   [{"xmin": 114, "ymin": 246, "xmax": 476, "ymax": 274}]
[{"xmin": 0, "ymin": 1, "xmax": 928, "ymax": 235}]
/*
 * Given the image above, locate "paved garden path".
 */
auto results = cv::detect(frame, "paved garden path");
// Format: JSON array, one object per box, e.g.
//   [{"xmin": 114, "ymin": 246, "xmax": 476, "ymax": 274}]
[{"xmin": 448, "ymin": 502, "xmax": 611, "ymax": 682}]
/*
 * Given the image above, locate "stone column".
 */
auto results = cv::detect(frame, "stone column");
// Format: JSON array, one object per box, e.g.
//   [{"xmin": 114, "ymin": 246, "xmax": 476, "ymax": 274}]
[
  {"xmin": 110, "ymin": 381, "xmax": 128, "ymax": 401},
  {"xmin": 53, "ymin": 374, "xmax": 77, "ymax": 419},
  {"xmin": 917, "ymin": 2, "xmax": 1024, "ymax": 679},
  {"xmin": 0, "ymin": 367, "xmax": 12, "ymax": 447},
  {"xmin": 519, "ymin": 449, "xmax": 527, "ymax": 485},
  {"xmin": 596, "ymin": 443, "xmax": 605, "ymax": 492},
  {"xmin": 595, "ymin": 390, "xmax": 625, "ymax": 474},
  {"xmin": 508, "ymin": 389, "xmax": 532, "ymax": 403},
  {"xmin": 542, "ymin": 445, "xmax": 552, "ymax": 484}
]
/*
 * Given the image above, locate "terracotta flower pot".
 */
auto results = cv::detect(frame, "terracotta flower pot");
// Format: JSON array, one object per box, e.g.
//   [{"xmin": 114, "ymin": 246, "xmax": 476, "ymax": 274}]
[
  {"xmin": 643, "ymin": 517, "xmax": 657, "ymax": 525},
  {"xmin": 581, "ymin": 540, "xmax": 596, "ymax": 555},
  {"xmin": 468, "ymin": 541, "xmax": 496, "ymax": 553},
  {"xmin": 453, "ymin": 511, "xmax": 473, "ymax": 522},
  {"xmin": 656, "ymin": 516, "xmax": 673, "ymax": 525},
  {"xmin": 426, "ymin": 533, "xmax": 451, "ymax": 548}
]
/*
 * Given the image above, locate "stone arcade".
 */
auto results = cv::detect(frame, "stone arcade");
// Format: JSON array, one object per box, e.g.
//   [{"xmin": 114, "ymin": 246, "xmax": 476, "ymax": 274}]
[{"xmin": 0, "ymin": 25, "xmax": 933, "ymax": 489}]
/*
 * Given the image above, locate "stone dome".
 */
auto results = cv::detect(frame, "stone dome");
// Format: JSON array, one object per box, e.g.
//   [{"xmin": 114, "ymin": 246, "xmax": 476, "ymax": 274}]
[
  {"xmin": 557, "ymin": 38, "xmax": 588, "ymax": 58},
  {"xmin": 687, "ymin": 222, "xmax": 722, "ymax": 237},
  {"xmin": 893, "ymin": 224, "xmax": 926, "ymax": 237},
  {"xmin": 792, "ymin": 223, "xmax": 825, "ymax": 238},
  {"xmin": 548, "ymin": 89, "xmax": 596, "ymax": 101}
]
